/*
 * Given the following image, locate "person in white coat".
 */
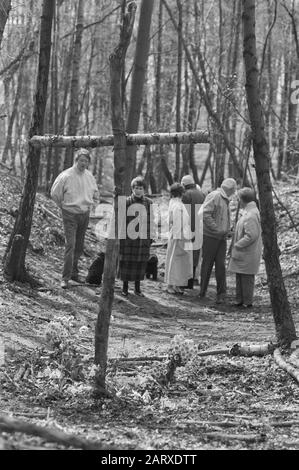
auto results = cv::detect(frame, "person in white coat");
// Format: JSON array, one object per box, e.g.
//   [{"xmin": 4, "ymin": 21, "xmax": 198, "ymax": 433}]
[
  {"xmin": 165, "ymin": 183, "xmax": 193, "ymax": 294},
  {"xmin": 228, "ymin": 187, "xmax": 262, "ymax": 308}
]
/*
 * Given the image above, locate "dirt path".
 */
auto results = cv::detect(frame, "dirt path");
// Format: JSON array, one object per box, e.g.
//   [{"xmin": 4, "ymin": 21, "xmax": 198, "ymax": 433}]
[
  {"xmin": 1, "ymin": 243, "xmax": 299, "ymax": 450},
  {"xmin": 1, "ymin": 175, "xmax": 299, "ymax": 449}
]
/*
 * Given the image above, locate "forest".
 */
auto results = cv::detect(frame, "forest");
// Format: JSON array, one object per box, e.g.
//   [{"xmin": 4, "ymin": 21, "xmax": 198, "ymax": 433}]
[{"xmin": 0, "ymin": 0, "xmax": 299, "ymax": 452}]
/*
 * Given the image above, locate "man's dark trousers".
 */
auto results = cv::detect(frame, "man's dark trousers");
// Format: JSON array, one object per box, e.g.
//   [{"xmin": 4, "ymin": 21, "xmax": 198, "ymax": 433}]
[{"xmin": 200, "ymin": 235, "xmax": 226, "ymax": 297}]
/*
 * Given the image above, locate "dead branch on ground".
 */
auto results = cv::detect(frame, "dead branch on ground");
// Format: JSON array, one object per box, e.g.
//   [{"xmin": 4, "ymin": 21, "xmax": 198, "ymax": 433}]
[
  {"xmin": 273, "ymin": 349, "xmax": 299, "ymax": 384},
  {"xmin": 0, "ymin": 413, "xmax": 118, "ymax": 450}
]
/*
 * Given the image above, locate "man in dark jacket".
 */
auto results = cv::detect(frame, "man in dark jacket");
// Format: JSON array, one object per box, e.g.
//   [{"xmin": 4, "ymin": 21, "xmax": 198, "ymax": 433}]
[
  {"xmin": 199, "ymin": 177, "xmax": 237, "ymax": 303},
  {"xmin": 181, "ymin": 175, "xmax": 206, "ymax": 288}
]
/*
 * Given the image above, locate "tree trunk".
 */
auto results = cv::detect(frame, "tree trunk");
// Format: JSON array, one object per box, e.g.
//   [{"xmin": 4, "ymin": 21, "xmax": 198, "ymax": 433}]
[
  {"xmin": 242, "ymin": 0, "xmax": 297, "ymax": 346},
  {"xmin": 30, "ymin": 130, "xmax": 210, "ymax": 148},
  {"xmin": 124, "ymin": 0, "xmax": 155, "ymax": 194},
  {"xmin": 277, "ymin": 57, "xmax": 289, "ymax": 179},
  {"xmin": 3, "ymin": 0, "xmax": 54, "ymax": 282},
  {"xmin": 64, "ymin": 0, "xmax": 84, "ymax": 169},
  {"xmin": 2, "ymin": 60, "xmax": 25, "ymax": 165},
  {"xmin": 174, "ymin": 0, "xmax": 183, "ymax": 182},
  {"xmin": 214, "ymin": 0, "xmax": 226, "ymax": 187},
  {"xmin": 58, "ymin": 37, "xmax": 73, "ymax": 135},
  {"xmin": 45, "ymin": 0, "xmax": 60, "ymax": 191},
  {"xmin": 94, "ymin": 2, "xmax": 137, "ymax": 394},
  {"xmin": 285, "ymin": 62, "xmax": 299, "ymax": 173},
  {"xmin": 153, "ymin": 0, "xmax": 168, "ymax": 192},
  {"xmin": 52, "ymin": 0, "xmax": 60, "ymax": 183},
  {"xmin": 0, "ymin": 0, "xmax": 11, "ymax": 47},
  {"xmin": 142, "ymin": 78, "xmax": 157, "ymax": 193}
]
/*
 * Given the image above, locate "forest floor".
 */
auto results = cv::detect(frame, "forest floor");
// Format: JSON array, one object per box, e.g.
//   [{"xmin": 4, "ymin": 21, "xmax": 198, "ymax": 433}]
[{"xmin": 1, "ymin": 170, "xmax": 299, "ymax": 451}]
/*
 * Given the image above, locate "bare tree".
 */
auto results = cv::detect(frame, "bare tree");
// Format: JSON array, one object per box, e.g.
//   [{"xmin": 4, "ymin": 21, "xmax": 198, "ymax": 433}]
[
  {"xmin": 94, "ymin": 2, "xmax": 137, "ymax": 395},
  {"xmin": 3, "ymin": 0, "xmax": 54, "ymax": 282},
  {"xmin": 242, "ymin": 0, "xmax": 297, "ymax": 346},
  {"xmin": 64, "ymin": 0, "xmax": 84, "ymax": 169},
  {"xmin": 124, "ymin": 0, "xmax": 155, "ymax": 194},
  {"xmin": 174, "ymin": 0, "xmax": 183, "ymax": 182}
]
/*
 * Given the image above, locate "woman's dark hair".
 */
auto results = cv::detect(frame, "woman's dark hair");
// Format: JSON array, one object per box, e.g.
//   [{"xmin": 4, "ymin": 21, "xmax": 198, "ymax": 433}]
[
  {"xmin": 238, "ymin": 187, "xmax": 256, "ymax": 204},
  {"xmin": 131, "ymin": 176, "xmax": 146, "ymax": 190},
  {"xmin": 170, "ymin": 183, "xmax": 184, "ymax": 198}
]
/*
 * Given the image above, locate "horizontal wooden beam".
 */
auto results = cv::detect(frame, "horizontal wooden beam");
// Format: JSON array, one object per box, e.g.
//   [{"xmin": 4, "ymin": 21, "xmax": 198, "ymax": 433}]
[{"xmin": 29, "ymin": 130, "xmax": 210, "ymax": 148}]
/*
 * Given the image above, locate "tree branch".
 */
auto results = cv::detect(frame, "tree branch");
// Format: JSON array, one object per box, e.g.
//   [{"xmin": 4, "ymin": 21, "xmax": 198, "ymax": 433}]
[{"xmin": 0, "ymin": 414, "xmax": 117, "ymax": 450}]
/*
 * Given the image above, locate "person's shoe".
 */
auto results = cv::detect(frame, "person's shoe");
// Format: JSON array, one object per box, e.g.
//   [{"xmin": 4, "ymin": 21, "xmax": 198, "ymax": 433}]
[
  {"xmin": 134, "ymin": 290, "xmax": 144, "ymax": 297},
  {"xmin": 166, "ymin": 286, "xmax": 176, "ymax": 294},
  {"xmin": 233, "ymin": 302, "xmax": 243, "ymax": 307},
  {"xmin": 175, "ymin": 287, "xmax": 184, "ymax": 295},
  {"xmin": 216, "ymin": 294, "xmax": 226, "ymax": 304},
  {"xmin": 60, "ymin": 280, "xmax": 68, "ymax": 289}
]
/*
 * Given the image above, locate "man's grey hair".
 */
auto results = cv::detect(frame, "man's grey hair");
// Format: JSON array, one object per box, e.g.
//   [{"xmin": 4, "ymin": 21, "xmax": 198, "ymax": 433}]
[{"xmin": 75, "ymin": 148, "xmax": 91, "ymax": 162}]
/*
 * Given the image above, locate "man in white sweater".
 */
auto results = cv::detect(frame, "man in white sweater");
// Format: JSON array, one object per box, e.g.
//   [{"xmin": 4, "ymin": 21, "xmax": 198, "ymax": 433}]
[{"xmin": 51, "ymin": 148, "xmax": 99, "ymax": 288}]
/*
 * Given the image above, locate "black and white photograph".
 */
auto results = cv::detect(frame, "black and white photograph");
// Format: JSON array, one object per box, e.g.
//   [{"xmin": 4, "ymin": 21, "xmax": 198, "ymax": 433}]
[{"xmin": 0, "ymin": 0, "xmax": 299, "ymax": 454}]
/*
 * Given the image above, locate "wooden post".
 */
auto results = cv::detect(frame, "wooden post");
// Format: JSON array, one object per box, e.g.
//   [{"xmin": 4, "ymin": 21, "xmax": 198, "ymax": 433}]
[{"xmin": 93, "ymin": 2, "xmax": 137, "ymax": 394}]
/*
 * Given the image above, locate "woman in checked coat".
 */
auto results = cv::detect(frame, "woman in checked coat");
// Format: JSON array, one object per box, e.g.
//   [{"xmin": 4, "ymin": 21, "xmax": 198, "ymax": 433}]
[
  {"xmin": 228, "ymin": 187, "xmax": 262, "ymax": 308},
  {"xmin": 118, "ymin": 177, "xmax": 156, "ymax": 297}
]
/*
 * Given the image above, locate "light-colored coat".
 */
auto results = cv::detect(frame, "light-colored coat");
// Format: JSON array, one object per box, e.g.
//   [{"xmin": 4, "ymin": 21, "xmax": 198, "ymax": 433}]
[
  {"xmin": 203, "ymin": 188, "xmax": 231, "ymax": 239},
  {"xmin": 51, "ymin": 165, "xmax": 98, "ymax": 214},
  {"xmin": 228, "ymin": 201, "xmax": 262, "ymax": 275},
  {"xmin": 165, "ymin": 198, "xmax": 193, "ymax": 286}
]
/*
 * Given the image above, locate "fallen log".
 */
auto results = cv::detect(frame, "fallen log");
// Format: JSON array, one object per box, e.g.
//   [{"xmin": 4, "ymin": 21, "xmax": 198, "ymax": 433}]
[
  {"xmin": 109, "ymin": 355, "xmax": 166, "ymax": 363},
  {"xmin": 198, "ymin": 348, "xmax": 230, "ymax": 357},
  {"xmin": 108, "ymin": 342, "xmax": 276, "ymax": 365},
  {"xmin": 205, "ymin": 431, "xmax": 265, "ymax": 443},
  {"xmin": 30, "ymin": 130, "xmax": 210, "ymax": 148},
  {"xmin": 230, "ymin": 342, "xmax": 276, "ymax": 357},
  {"xmin": 0, "ymin": 414, "xmax": 117, "ymax": 450},
  {"xmin": 273, "ymin": 349, "xmax": 299, "ymax": 384}
]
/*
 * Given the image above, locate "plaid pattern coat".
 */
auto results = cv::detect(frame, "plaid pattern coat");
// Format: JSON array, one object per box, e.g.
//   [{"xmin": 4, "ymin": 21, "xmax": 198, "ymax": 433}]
[{"xmin": 118, "ymin": 194, "xmax": 155, "ymax": 281}]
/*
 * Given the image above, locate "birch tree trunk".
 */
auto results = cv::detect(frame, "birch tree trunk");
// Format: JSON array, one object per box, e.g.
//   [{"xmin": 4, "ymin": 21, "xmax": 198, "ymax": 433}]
[
  {"xmin": 30, "ymin": 130, "xmax": 210, "ymax": 148},
  {"xmin": 242, "ymin": 0, "xmax": 297, "ymax": 346},
  {"xmin": 3, "ymin": 0, "xmax": 54, "ymax": 283},
  {"xmin": 64, "ymin": 0, "xmax": 84, "ymax": 169},
  {"xmin": 94, "ymin": 2, "xmax": 137, "ymax": 394},
  {"xmin": 124, "ymin": 0, "xmax": 154, "ymax": 194}
]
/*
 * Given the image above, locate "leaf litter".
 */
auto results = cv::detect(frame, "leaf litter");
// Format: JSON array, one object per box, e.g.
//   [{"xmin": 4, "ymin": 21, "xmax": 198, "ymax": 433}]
[{"xmin": 1, "ymin": 174, "xmax": 299, "ymax": 449}]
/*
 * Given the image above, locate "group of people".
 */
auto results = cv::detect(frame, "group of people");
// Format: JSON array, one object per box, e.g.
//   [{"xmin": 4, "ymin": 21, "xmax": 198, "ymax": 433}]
[
  {"xmin": 51, "ymin": 148, "xmax": 263, "ymax": 307},
  {"xmin": 164, "ymin": 176, "xmax": 262, "ymax": 307}
]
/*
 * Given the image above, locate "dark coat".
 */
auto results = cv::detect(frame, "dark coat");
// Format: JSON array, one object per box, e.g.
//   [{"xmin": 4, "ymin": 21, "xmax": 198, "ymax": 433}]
[{"xmin": 118, "ymin": 194, "xmax": 154, "ymax": 281}]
